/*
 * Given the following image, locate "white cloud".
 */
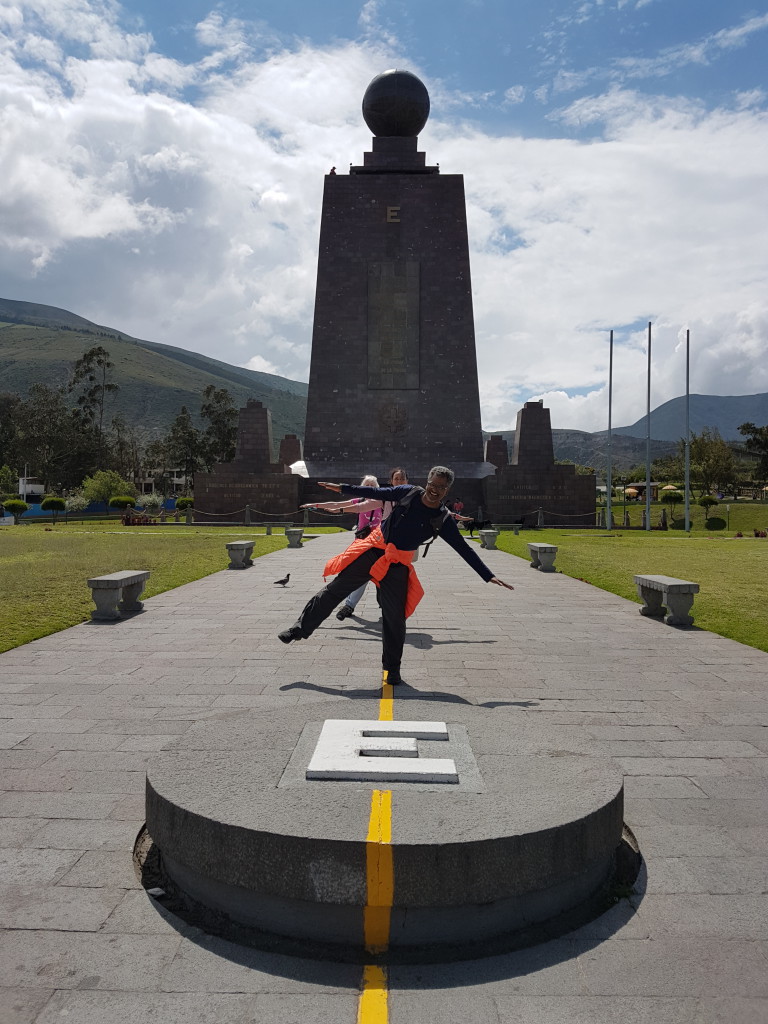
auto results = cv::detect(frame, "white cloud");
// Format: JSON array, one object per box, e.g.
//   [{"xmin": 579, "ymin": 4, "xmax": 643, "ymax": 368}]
[
  {"xmin": 241, "ymin": 354, "xmax": 280, "ymax": 374},
  {"xmin": 503, "ymin": 85, "xmax": 526, "ymax": 105},
  {"xmin": 609, "ymin": 13, "xmax": 768, "ymax": 87},
  {"xmin": 1, "ymin": 1, "xmax": 766, "ymax": 434},
  {"xmin": 538, "ymin": 11, "xmax": 768, "ymax": 101}
]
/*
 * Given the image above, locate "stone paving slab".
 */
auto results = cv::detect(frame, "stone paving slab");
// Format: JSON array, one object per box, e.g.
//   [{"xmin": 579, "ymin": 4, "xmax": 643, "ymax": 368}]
[{"xmin": 1, "ymin": 531, "xmax": 767, "ymax": 1023}]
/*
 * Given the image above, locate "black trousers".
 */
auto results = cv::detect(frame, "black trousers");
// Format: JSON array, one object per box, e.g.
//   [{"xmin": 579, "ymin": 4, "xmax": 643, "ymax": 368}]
[{"xmin": 292, "ymin": 547, "xmax": 409, "ymax": 671}]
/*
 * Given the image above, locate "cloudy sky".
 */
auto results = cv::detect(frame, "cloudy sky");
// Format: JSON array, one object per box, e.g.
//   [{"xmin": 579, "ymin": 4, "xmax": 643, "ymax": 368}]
[{"xmin": 2, "ymin": 0, "xmax": 767, "ymax": 431}]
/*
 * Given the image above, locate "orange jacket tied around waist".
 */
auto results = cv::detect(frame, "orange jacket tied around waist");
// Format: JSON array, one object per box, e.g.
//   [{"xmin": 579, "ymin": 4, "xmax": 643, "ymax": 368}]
[{"xmin": 323, "ymin": 526, "xmax": 425, "ymax": 618}]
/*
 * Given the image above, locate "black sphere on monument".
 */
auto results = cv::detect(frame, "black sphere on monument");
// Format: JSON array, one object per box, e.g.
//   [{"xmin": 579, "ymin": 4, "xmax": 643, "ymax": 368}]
[{"xmin": 362, "ymin": 69, "xmax": 430, "ymax": 137}]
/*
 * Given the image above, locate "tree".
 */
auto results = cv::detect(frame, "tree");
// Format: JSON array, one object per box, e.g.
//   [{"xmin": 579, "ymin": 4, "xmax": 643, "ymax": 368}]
[
  {"xmin": 698, "ymin": 495, "xmax": 719, "ymax": 522},
  {"xmin": 0, "ymin": 392, "xmax": 21, "ymax": 469},
  {"xmin": 3, "ymin": 499, "xmax": 29, "ymax": 524},
  {"xmin": 109, "ymin": 415, "xmax": 145, "ymax": 485},
  {"xmin": 143, "ymin": 437, "xmax": 173, "ymax": 497},
  {"xmin": 660, "ymin": 489, "xmax": 683, "ymax": 519},
  {"xmin": 41, "ymin": 496, "xmax": 66, "ymax": 523},
  {"xmin": 68, "ymin": 346, "xmax": 119, "ymax": 470},
  {"xmin": 14, "ymin": 383, "xmax": 93, "ymax": 492},
  {"xmin": 738, "ymin": 422, "xmax": 768, "ymax": 481},
  {"xmin": 165, "ymin": 406, "xmax": 204, "ymax": 490},
  {"xmin": 0, "ymin": 463, "xmax": 17, "ymax": 497},
  {"xmin": 81, "ymin": 469, "xmax": 135, "ymax": 505},
  {"xmin": 651, "ymin": 453, "xmax": 684, "ymax": 483},
  {"xmin": 200, "ymin": 385, "xmax": 238, "ymax": 468},
  {"xmin": 687, "ymin": 428, "xmax": 736, "ymax": 497}
]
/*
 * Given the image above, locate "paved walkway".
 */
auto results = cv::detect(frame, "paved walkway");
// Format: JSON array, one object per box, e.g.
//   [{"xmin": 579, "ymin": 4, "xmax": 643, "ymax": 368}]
[{"xmin": 1, "ymin": 532, "xmax": 767, "ymax": 1024}]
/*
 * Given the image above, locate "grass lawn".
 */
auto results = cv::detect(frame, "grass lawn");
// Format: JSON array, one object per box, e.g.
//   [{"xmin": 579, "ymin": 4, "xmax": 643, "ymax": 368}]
[
  {"xmin": 494, "ymin": 528, "xmax": 768, "ymax": 653},
  {"xmin": 0, "ymin": 523, "xmax": 345, "ymax": 653},
  {"xmin": 603, "ymin": 499, "xmax": 768, "ymax": 535}
]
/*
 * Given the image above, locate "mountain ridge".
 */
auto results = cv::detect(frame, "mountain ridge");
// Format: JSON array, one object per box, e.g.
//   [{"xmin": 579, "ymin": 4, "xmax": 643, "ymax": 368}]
[{"xmin": 2, "ymin": 297, "xmax": 763, "ymax": 469}]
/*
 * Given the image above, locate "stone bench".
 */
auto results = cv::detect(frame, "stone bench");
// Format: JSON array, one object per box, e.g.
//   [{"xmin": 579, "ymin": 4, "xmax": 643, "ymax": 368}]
[
  {"xmin": 478, "ymin": 528, "xmax": 499, "ymax": 550},
  {"xmin": 285, "ymin": 528, "xmax": 304, "ymax": 549},
  {"xmin": 87, "ymin": 570, "xmax": 150, "ymax": 621},
  {"xmin": 262, "ymin": 522, "xmax": 293, "ymax": 536},
  {"xmin": 527, "ymin": 542, "xmax": 558, "ymax": 572},
  {"xmin": 634, "ymin": 574, "xmax": 699, "ymax": 626},
  {"xmin": 226, "ymin": 540, "xmax": 254, "ymax": 569}
]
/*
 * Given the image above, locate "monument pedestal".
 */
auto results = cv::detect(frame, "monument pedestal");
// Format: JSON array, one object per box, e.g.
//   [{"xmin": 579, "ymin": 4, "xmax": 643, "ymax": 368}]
[{"xmin": 144, "ymin": 699, "xmax": 632, "ymax": 961}]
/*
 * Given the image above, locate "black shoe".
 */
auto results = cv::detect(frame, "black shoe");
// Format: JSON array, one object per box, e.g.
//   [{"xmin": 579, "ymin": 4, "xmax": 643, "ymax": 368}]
[
  {"xmin": 278, "ymin": 626, "xmax": 302, "ymax": 644},
  {"xmin": 385, "ymin": 670, "xmax": 404, "ymax": 686},
  {"xmin": 336, "ymin": 605, "xmax": 353, "ymax": 620}
]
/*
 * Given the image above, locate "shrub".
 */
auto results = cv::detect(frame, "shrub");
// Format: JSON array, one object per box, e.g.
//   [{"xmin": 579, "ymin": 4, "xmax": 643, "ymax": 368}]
[
  {"xmin": 41, "ymin": 496, "xmax": 66, "ymax": 523},
  {"xmin": 140, "ymin": 493, "xmax": 162, "ymax": 513},
  {"xmin": 108, "ymin": 495, "xmax": 135, "ymax": 510},
  {"xmin": 698, "ymin": 496, "xmax": 719, "ymax": 512},
  {"xmin": 65, "ymin": 491, "xmax": 88, "ymax": 513},
  {"xmin": 41, "ymin": 496, "xmax": 66, "ymax": 511},
  {"xmin": 3, "ymin": 499, "xmax": 29, "ymax": 523},
  {"xmin": 82, "ymin": 471, "xmax": 135, "ymax": 505},
  {"xmin": 175, "ymin": 496, "xmax": 194, "ymax": 511}
]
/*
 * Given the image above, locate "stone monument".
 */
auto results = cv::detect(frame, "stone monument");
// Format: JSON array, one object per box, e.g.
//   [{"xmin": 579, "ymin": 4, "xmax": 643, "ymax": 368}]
[
  {"xmin": 195, "ymin": 71, "xmax": 595, "ymax": 526},
  {"xmin": 482, "ymin": 401, "xmax": 596, "ymax": 525},
  {"xmin": 193, "ymin": 399, "xmax": 302, "ymax": 518},
  {"xmin": 302, "ymin": 69, "xmax": 493, "ymax": 497}
]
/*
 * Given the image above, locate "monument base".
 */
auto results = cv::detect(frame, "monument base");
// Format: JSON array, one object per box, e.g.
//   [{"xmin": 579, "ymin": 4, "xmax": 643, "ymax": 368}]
[{"xmin": 143, "ymin": 699, "xmax": 637, "ymax": 961}]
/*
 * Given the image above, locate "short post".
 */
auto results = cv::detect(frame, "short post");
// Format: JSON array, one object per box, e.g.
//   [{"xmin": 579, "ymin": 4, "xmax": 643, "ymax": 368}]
[
  {"xmin": 512, "ymin": 524, "xmax": 520, "ymax": 536},
  {"xmin": 623, "ymin": 511, "xmax": 631, "ymax": 528},
  {"xmin": 185, "ymin": 508, "xmax": 192, "ymax": 525},
  {"xmin": 174, "ymin": 509, "xmax": 180, "ymax": 522},
  {"xmin": 159, "ymin": 509, "xmax": 166, "ymax": 523},
  {"xmin": 266, "ymin": 523, "xmax": 272, "ymax": 536},
  {"xmin": 537, "ymin": 508, "xmax": 544, "ymax": 528},
  {"xmin": 285, "ymin": 528, "xmax": 304, "ymax": 549},
  {"xmin": 245, "ymin": 504, "xmax": 251, "ymax": 526},
  {"xmin": 303, "ymin": 509, "xmax": 310, "ymax": 527}
]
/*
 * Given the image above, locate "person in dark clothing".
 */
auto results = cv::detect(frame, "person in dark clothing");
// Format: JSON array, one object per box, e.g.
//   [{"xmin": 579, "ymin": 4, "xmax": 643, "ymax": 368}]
[{"xmin": 278, "ymin": 466, "xmax": 513, "ymax": 685}]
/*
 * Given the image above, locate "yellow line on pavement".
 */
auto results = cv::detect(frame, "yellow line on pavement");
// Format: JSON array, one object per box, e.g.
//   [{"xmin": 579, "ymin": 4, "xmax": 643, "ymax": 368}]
[
  {"xmin": 379, "ymin": 674, "xmax": 394, "ymax": 720},
  {"xmin": 357, "ymin": 964, "xmax": 388, "ymax": 1024},
  {"xmin": 357, "ymin": 671, "xmax": 396, "ymax": 1023},
  {"xmin": 363, "ymin": 789, "xmax": 393, "ymax": 953}
]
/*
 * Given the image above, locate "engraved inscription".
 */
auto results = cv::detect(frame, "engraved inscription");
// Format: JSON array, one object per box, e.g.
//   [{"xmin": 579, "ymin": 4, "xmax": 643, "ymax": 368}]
[
  {"xmin": 386, "ymin": 206, "xmax": 401, "ymax": 222},
  {"xmin": 368, "ymin": 261, "xmax": 420, "ymax": 390}
]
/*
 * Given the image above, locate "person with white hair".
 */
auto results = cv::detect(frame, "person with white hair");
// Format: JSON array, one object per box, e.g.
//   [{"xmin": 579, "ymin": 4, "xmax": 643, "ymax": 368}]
[
  {"xmin": 280, "ymin": 466, "xmax": 514, "ymax": 686},
  {"xmin": 335, "ymin": 474, "xmax": 381, "ymax": 619}
]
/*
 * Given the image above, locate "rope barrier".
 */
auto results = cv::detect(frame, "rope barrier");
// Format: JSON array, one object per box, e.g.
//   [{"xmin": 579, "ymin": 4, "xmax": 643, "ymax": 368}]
[{"xmin": 172, "ymin": 501, "xmax": 610, "ymax": 526}]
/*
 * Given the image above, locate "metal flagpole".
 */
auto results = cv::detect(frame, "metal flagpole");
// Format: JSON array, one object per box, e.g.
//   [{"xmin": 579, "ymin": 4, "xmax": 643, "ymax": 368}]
[
  {"xmin": 606, "ymin": 330, "xmax": 613, "ymax": 530},
  {"xmin": 645, "ymin": 321, "xmax": 652, "ymax": 532},
  {"xmin": 684, "ymin": 328, "xmax": 691, "ymax": 533}
]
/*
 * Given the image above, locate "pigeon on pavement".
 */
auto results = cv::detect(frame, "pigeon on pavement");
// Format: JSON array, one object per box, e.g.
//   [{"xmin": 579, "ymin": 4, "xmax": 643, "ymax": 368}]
[{"xmin": 273, "ymin": 573, "xmax": 290, "ymax": 586}]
